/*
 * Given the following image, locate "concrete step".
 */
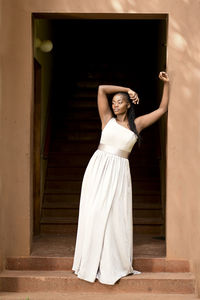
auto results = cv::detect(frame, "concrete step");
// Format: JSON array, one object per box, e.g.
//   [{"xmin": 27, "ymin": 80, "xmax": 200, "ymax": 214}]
[
  {"xmin": 0, "ymin": 270, "xmax": 195, "ymax": 294},
  {"xmin": 0, "ymin": 291, "xmax": 198, "ymax": 300},
  {"xmin": 5, "ymin": 257, "xmax": 190, "ymax": 273}
]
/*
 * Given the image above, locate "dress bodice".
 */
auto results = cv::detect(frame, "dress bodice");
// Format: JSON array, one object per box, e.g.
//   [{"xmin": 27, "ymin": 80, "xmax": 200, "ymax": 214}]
[{"xmin": 99, "ymin": 117, "xmax": 138, "ymax": 153}]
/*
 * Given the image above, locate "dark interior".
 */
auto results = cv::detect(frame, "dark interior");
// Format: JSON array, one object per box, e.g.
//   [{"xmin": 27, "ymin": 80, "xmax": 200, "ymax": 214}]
[{"xmin": 36, "ymin": 17, "xmax": 167, "ymax": 240}]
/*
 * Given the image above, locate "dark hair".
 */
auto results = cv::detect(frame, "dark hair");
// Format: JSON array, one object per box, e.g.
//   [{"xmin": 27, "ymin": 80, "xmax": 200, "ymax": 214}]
[{"xmin": 113, "ymin": 92, "xmax": 141, "ymax": 146}]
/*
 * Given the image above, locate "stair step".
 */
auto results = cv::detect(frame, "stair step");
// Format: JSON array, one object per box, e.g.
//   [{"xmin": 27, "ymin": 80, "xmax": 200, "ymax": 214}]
[
  {"xmin": 43, "ymin": 193, "xmax": 161, "ymax": 203},
  {"xmin": 40, "ymin": 224, "xmax": 163, "ymax": 235},
  {"xmin": 0, "ymin": 292, "xmax": 197, "ymax": 300},
  {"xmin": 72, "ymin": 90, "xmax": 97, "ymax": 99},
  {"xmin": 133, "ymin": 225, "xmax": 164, "ymax": 235},
  {"xmin": 40, "ymin": 217, "xmax": 78, "ymax": 225},
  {"xmin": 76, "ymin": 80, "xmax": 99, "ymax": 89},
  {"xmin": 46, "ymin": 166, "xmax": 160, "ymax": 180},
  {"xmin": 6, "ymin": 257, "xmax": 190, "ymax": 272},
  {"xmin": 47, "ymin": 154, "xmax": 159, "ymax": 167},
  {"xmin": 134, "ymin": 217, "xmax": 164, "ymax": 225},
  {"xmin": 49, "ymin": 141, "xmax": 158, "ymax": 156},
  {"xmin": 41, "ymin": 208, "xmax": 79, "ymax": 218},
  {"xmin": 44, "ymin": 194, "xmax": 81, "ymax": 204},
  {"xmin": 40, "ymin": 223, "xmax": 78, "ymax": 234},
  {"xmin": 46, "ymin": 167, "xmax": 85, "ymax": 180},
  {"xmin": 47, "ymin": 154, "xmax": 92, "ymax": 167},
  {"xmin": 0, "ymin": 270, "xmax": 195, "ymax": 293},
  {"xmin": 133, "ymin": 209, "xmax": 162, "ymax": 218},
  {"xmin": 49, "ymin": 142, "xmax": 98, "ymax": 153},
  {"xmin": 53, "ymin": 130, "xmax": 101, "ymax": 140},
  {"xmin": 57, "ymin": 120, "xmax": 101, "ymax": 131},
  {"xmin": 52, "ymin": 134, "xmax": 100, "ymax": 142},
  {"xmin": 41, "ymin": 207, "xmax": 162, "ymax": 219},
  {"xmin": 64, "ymin": 110, "xmax": 100, "ymax": 120},
  {"xmin": 40, "ymin": 217, "xmax": 163, "ymax": 226},
  {"xmin": 44, "ymin": 179, "xmax": 161, "ymax": 194},
  {"xmin": 42, "ymin": 201, "xmax": 162, "ymax": 210},
  {"xmin": 67, "ymin": 100, "xmax": 98, "ymax": 108}
]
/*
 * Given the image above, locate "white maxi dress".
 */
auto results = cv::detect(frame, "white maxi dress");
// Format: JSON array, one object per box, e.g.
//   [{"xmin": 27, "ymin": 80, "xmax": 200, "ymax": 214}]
[{"xmin": 72, "ymin": 117, "xmax": 141, "ymax": 285}]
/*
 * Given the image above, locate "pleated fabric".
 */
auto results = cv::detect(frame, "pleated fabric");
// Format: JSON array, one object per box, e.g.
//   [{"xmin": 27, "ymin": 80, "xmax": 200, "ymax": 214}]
[{"xmin": 72, "ymin": 117, "xmax": 141, "ymax": 285}]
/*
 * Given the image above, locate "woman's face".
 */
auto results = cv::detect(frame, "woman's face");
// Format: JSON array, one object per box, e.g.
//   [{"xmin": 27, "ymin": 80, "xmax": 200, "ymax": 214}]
[{"xmin": 112, "ymin": 94, "xmax": 129, "ymax": 115}]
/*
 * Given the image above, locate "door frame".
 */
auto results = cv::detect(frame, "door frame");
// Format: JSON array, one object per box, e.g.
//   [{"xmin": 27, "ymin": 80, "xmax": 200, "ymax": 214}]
[{"xmin": 33, "ymin": 58, "xmax": 42, "ymax": 235}]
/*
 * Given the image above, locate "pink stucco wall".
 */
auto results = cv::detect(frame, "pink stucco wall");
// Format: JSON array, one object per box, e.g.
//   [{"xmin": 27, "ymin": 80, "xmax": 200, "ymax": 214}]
[{"xmin": 1, "ymin": 0, "xmax": 200, "ymax": 295}]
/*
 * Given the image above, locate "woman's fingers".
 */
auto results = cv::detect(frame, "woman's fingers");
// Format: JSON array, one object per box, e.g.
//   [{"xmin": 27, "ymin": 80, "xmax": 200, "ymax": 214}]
[
  {"xmin": 128, "ymin": 90, "xmax": 139, "ymax": 104},
  {"xmin": 132, "ymin": 95, "xmax": 139, "ymax": 104},
  {"xmin": 159, "ymin": 71, "xmax": 169, "ymax": 82},
  {"xmin": 130, "ymin": 92, "xmax": 138, "ymax": 99}
]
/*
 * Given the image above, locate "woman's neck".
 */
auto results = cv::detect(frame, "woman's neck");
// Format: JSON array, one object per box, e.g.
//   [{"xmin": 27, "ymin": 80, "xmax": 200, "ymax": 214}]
[{"xmin": 116, "ymin": 114, "xmax": 128, "ymax": 123}]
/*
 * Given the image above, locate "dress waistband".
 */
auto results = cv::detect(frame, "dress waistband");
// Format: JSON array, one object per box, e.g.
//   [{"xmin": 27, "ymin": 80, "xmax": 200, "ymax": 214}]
[{"xmin": 97, "ymin": 143, "xmax": 130, "ymax": 159}]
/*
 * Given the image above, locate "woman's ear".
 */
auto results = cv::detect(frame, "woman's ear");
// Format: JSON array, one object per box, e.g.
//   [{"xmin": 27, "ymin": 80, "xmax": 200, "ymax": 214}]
[{"xmin": 127, "ymin": 103, "xmax": 131, "ymax": 109}]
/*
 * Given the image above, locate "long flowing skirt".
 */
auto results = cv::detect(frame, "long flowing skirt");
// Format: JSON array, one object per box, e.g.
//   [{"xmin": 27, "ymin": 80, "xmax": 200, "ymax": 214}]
[{"xmin": 72, "ymin": 149, "xmax": 141, "ymax": 285}]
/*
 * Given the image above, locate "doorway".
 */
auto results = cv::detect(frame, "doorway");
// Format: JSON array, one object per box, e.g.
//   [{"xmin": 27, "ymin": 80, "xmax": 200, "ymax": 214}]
[{"xmin": 32, "ymin": 14, "xmax": 167, "ymax": 256}]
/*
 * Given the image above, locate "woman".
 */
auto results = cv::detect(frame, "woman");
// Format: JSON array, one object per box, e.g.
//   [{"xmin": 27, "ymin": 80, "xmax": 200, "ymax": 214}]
[{"xmin": 72, "ymin": 71, "xmax": 170, "ymax": 285}]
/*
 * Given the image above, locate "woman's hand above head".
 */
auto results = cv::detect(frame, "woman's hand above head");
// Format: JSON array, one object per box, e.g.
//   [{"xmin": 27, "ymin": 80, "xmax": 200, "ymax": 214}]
[
  {"xmin": 128, "ymin": 89, "xmax": 140, "ymax": 105},
  {"xmin": 159, "ymin": 71, "xmax": 169, "ymax": 83},
  {"xmin": 134, "ymin": 71, "xmax": 170, "ymax": 134}
]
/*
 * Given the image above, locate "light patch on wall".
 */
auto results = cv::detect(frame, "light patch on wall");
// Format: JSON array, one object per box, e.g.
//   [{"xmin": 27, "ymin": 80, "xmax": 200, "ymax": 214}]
[
  {"xmin": 127, "ymin": 0, "xmax": 136, "ymax": 9},
  {"xmin": 171, "ymin": 32, "xmax": 187, "ymax": 52},
  {"xmin": 111, "ymin": 0, "xmax": 123, "ymax": 11},
  {"xmin": 181, "ymin": 86, "xmax": 191, "ymax": 99},
  {"xmin": 170, "ymin": 18, "xmax": 181, "ymax": 31}
]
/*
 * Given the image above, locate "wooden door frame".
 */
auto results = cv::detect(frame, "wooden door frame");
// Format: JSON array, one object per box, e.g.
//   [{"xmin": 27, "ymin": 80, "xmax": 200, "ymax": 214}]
[{"xmin": 33, "ymin": 58, "xmax": 41, "ymax": 235}]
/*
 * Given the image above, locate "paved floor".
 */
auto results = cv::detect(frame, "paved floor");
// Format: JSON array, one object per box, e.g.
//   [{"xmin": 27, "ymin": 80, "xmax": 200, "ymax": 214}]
[{"xmin": 31, "ymin": 233, "xmax": 166, "ymax": 257}]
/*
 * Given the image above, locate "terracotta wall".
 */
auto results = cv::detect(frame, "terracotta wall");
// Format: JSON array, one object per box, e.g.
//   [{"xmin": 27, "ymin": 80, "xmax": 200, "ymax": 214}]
[{"xmin": 1, "ymin": 0, "xmax": 200, "ymax": 295}]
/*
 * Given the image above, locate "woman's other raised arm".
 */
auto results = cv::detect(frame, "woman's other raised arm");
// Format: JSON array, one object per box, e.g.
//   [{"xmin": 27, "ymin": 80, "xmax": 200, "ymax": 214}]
[{"xmin": 134, "ymin": 72, "xmax": 170, "ymax": 134}]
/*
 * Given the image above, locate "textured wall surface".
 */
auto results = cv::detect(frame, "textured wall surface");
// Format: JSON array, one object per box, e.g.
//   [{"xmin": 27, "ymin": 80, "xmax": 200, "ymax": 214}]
[{"xmin": 0, "ymin": 0, "xmax": 200, "ymax": 295}]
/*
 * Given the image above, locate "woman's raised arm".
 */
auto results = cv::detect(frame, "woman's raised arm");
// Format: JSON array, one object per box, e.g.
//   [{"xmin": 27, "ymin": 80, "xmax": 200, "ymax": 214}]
[
  {"xmin": 97, "ymin": 85, "xmax": 139, "ymax": 127},
  {"xmin": 134, "ymin": 71, "xmax": 169, "ymax": 134}
]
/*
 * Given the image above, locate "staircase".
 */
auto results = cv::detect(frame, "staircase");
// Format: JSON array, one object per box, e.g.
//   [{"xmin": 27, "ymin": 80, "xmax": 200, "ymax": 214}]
[
  {"xmin": 40, "ymin": 67, "xmax": 164, "ymax": 236},
  {"xmin": 0, "ymin": 256, "xmax": 197, "ymax": 299}
]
